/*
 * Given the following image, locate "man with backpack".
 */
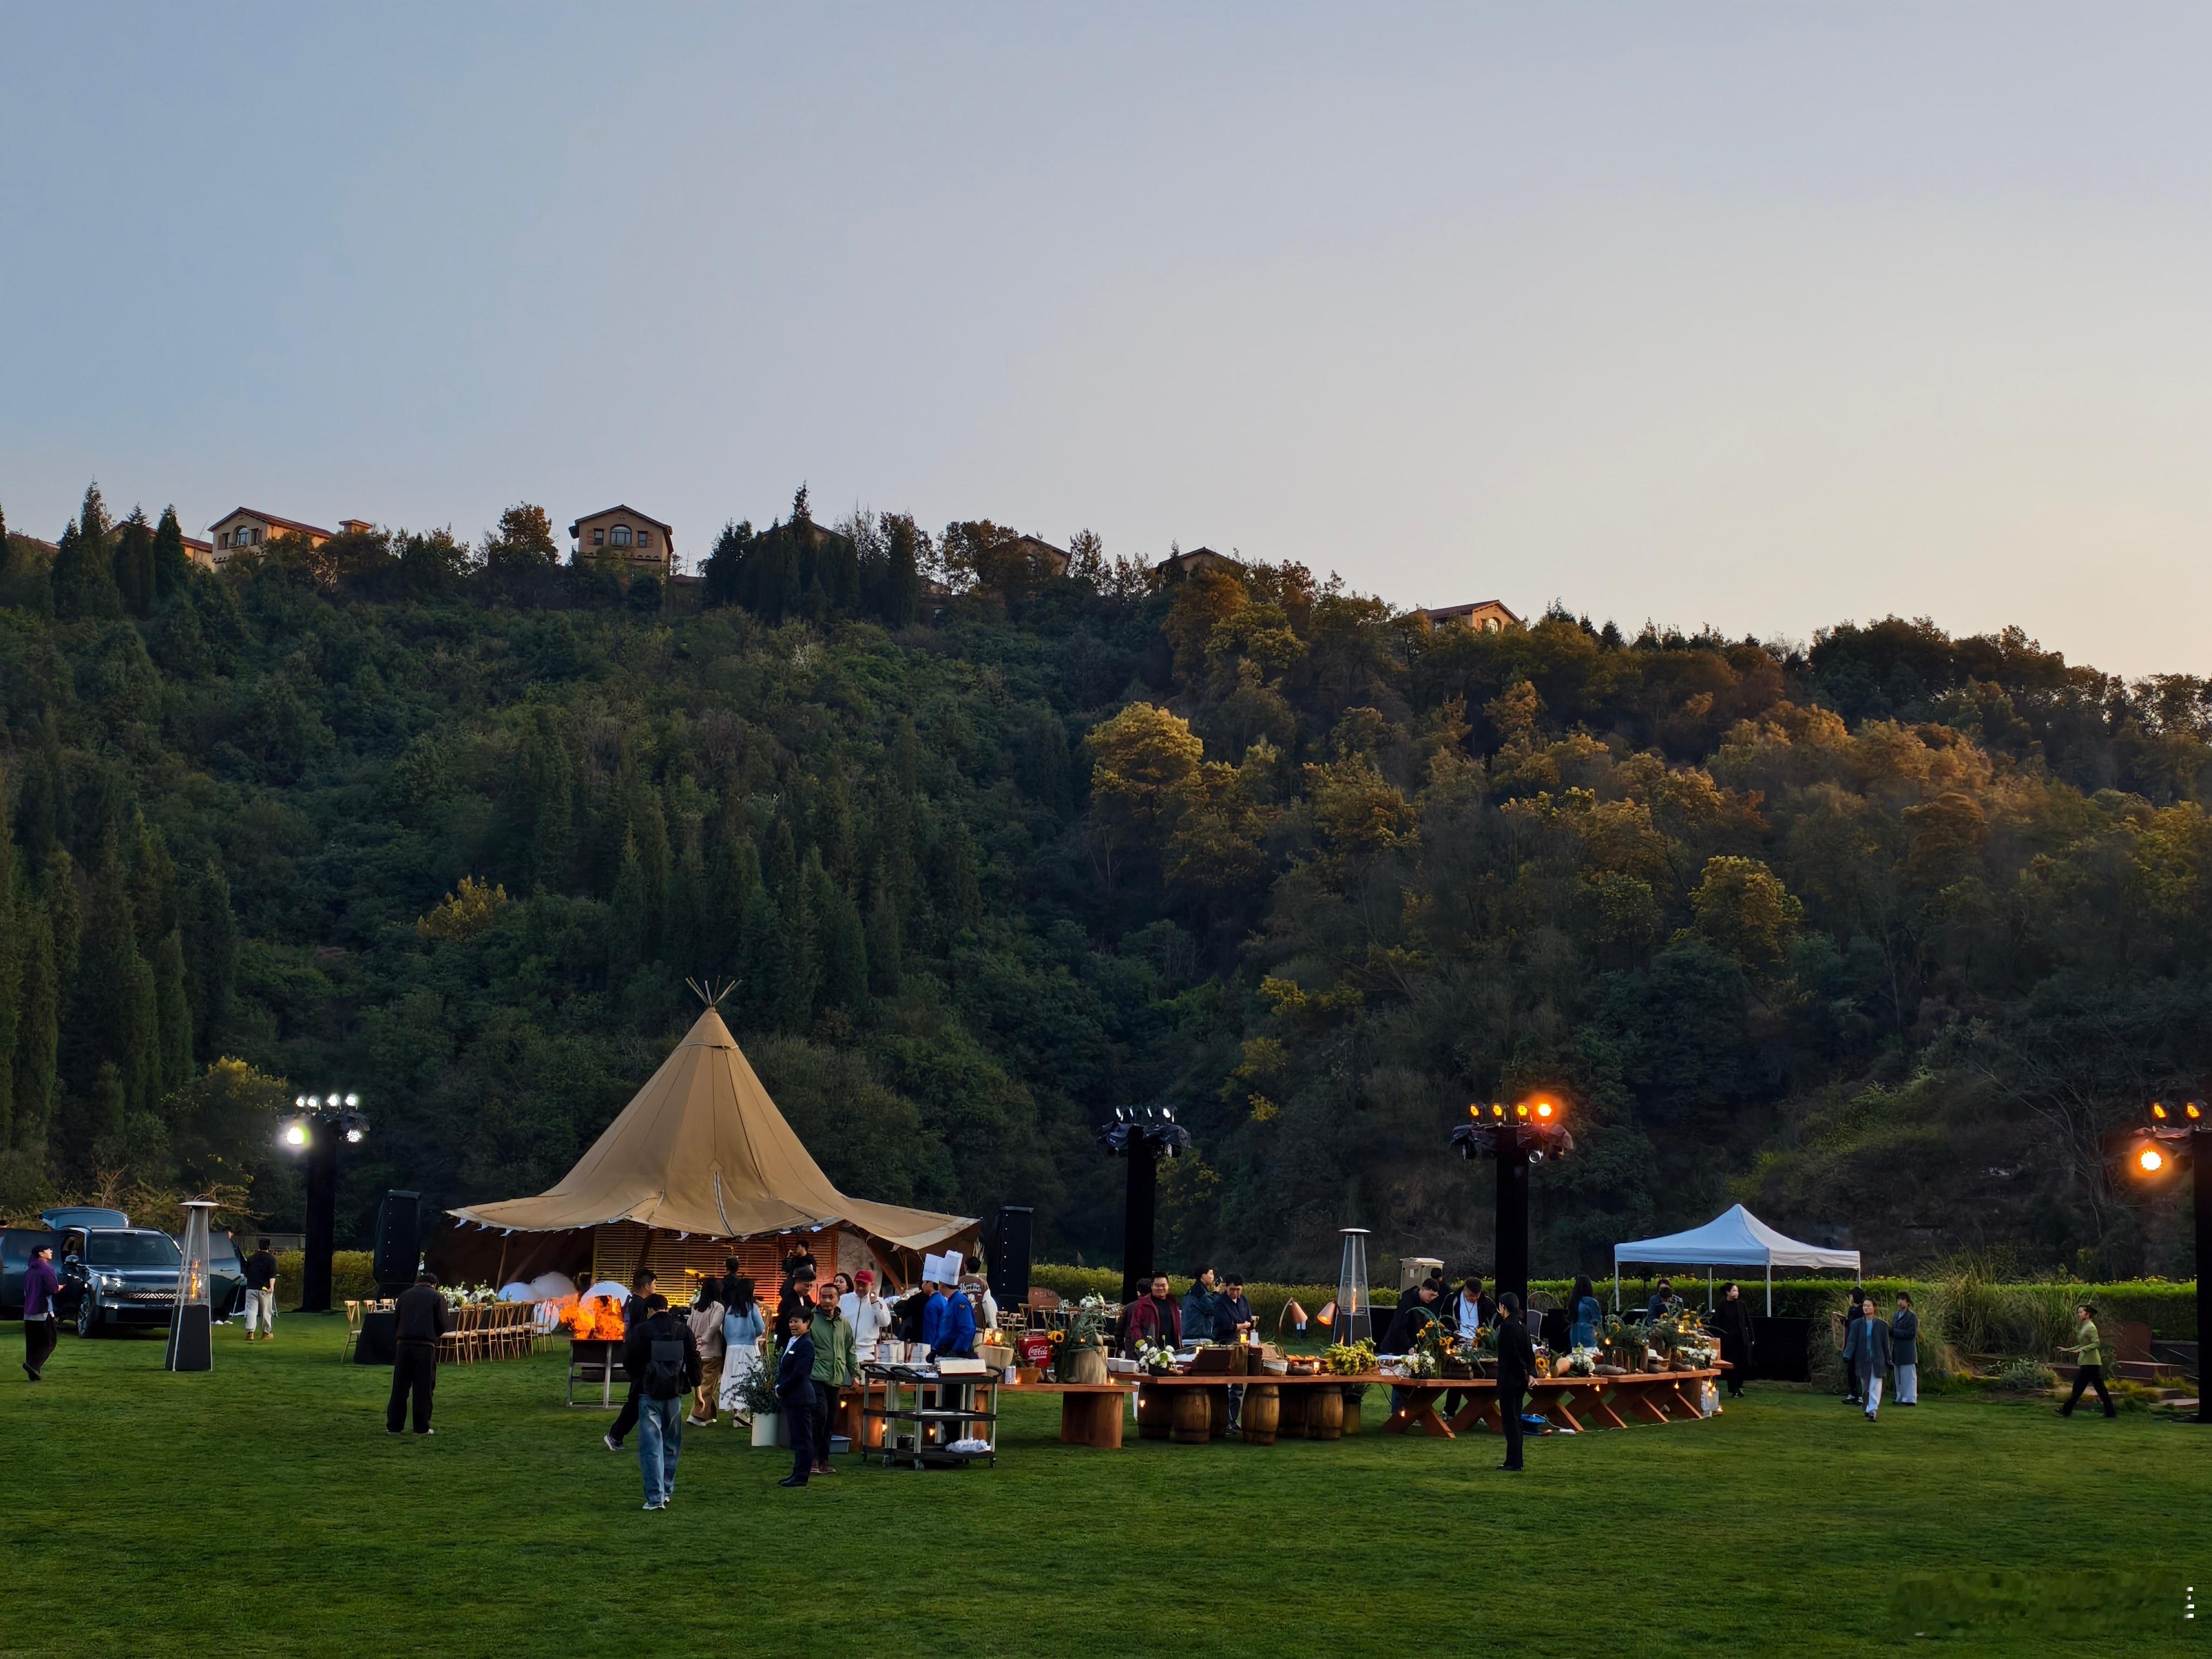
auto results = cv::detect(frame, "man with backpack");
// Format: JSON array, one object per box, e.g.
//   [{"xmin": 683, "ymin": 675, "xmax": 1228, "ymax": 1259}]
[{"xmin": 622, "ymin": 1293, "xmax": 701, "ymax": 1511}]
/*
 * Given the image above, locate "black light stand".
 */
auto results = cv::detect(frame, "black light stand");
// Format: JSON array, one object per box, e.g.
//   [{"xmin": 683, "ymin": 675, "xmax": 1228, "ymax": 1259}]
[
  {"xmin": 1451, "ymin": 1097, "xmax": 1573, "ymax": 1311},
  {"xmin": 2132, "ymin": 1100, "xmax": 2208, "ymax": 1424},
  {"xmin": 1099, "ymin": 1105, "xmax": 1192, "ymax": 1304},
  {"xmin": 280, "ymin": 1092, "xmax": 370, "ymax": 1314}
]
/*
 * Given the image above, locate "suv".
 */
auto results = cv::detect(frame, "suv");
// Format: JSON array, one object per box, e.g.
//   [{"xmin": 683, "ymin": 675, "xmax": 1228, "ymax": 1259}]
[{"xmin": 57, "ymin": 1227, "xmax": 187, "ymax": 1337}]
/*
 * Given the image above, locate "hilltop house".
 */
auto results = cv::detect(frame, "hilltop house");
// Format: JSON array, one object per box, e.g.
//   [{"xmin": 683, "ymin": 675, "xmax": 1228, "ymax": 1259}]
[
  {"xmin": 1156, "ymin": 545, "xmax": 1240, "ymax": 582},
  {"xmin": 1422, "ymin": 599, "xmax": 1521, "ymax": 633},
  {"xmin": 200, "ymin": 508, "xmax": 373, "ymax": 569},
  {"xmin": 570, "ymin": 505, "xmax": 674, "ymax": 574}
]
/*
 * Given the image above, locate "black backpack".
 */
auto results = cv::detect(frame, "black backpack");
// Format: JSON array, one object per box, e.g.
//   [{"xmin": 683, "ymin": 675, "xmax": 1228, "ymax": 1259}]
[{"xmin": 642, "ymin": 1322, "xmax": 688, "ymax": 1400}]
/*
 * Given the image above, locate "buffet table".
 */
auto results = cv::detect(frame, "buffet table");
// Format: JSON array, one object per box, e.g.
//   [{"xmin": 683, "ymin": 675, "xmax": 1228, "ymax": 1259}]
[
  {"xmin": 996, "ymin": 1379, "xmax": 1139, "ymax": 1448},
  {"xmin": 1128, "ymin": 1372, "xmax": 1390, "ymax": 1445},
  {"xmin": 1384, "ymin": 1367, "xmax": 1725, "ymax": 1437}
]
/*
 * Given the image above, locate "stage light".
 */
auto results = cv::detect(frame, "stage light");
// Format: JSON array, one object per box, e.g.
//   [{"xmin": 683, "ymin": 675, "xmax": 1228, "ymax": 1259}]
[
  {"xmin": 344, "ymin": 1125, "xmax": 365, "ymax": 1144},
  {"xmin": 2152, "ymin": 1103, "xmax": 2170, "ymax": 1122},
  {"xmin": 2189, "ymin": 1102, "xmax": 2204, "ymax": 1122},
  {"xmin": 1535, "ymin": 1100, "xmax": 1555, "ymax": 1121},
  {"xmin": 1515, "ymin": 1102, "xmax": 1529, "ymax": 1118},
  {"xmin": 1469, "ymin": 1103, "xmax": 1480, "ymax": 1118},
  {"xmin": 345, "ymin": 1092, "xmax": 360, "ymax": 1107},
  {"xmin": 1492, "ymin": 1103, "xmax": 1506, "ymax": 1119},
  {"xmin": 282, "ymin": 1121, "xmax": 308, "ymax": 1148},
  {"xmin": 2138, "ymin": 1145, "xmax": 2167, "ymax": 1175}
]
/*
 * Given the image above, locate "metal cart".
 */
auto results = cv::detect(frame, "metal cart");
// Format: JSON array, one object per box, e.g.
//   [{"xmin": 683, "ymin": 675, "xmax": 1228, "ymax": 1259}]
[{"xmin": 862, "ymin": 1364, "xmax": 1001, "ymax": 1468}]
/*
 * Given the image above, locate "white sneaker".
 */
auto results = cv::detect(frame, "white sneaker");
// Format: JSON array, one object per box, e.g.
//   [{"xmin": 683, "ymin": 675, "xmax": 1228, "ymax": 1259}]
[
  {"xmin": 642, "ymin": 1500, "xmax": 665, "ymax": 1511},
  {"xmin": 604, "ymin": 1433, "xmax": 621, "ymax": 1452}
]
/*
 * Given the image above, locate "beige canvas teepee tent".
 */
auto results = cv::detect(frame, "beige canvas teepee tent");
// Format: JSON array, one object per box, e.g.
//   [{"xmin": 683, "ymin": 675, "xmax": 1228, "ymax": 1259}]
[{"xmin": 447, "ymin": 1006, "xmax": 977, "ymax": 1292}]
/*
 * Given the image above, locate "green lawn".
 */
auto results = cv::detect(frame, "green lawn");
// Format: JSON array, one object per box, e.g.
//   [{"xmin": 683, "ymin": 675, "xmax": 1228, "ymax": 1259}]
[{"xmin": 4, "ymin": 1316, "xmax": 2204, "ymax": 1657}]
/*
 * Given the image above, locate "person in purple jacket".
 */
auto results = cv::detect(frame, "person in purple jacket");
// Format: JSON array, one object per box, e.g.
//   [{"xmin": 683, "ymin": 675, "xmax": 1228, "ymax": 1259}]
[{"xmin": 22, "ymin": 1243, "xmax": 61, "ymax": 1382}]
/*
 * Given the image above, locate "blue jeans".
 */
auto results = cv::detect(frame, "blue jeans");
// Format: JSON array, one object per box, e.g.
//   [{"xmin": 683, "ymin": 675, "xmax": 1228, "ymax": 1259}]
[{"xmin": 637, "ymin": 1395, "xmax": 683, "ymax": 1505}]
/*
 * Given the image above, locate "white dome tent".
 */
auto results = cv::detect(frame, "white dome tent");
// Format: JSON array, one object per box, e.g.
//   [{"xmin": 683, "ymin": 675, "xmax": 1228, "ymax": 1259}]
[{"xmin": 1613, "ymin": 1204, "xmax": 1862, "ymax": 1314}]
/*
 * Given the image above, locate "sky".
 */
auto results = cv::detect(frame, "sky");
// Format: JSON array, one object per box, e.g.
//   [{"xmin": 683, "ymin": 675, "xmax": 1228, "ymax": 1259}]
[{"xmin": 4, "ymin": 5, "xmax": 2209, "ymax": 676}]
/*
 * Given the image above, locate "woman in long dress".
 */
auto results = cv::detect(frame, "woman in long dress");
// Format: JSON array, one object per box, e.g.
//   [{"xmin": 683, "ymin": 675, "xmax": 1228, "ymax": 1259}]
[{"xmin": 718, "ymin": 1276, "xmax": 767, "ymax": 1422}]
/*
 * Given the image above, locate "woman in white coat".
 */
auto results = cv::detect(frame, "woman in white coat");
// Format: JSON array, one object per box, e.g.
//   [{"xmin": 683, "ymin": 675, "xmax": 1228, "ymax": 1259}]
[{"xmin": 717, "ymin": 1276, "xmax": 768, "ymax": 1423}]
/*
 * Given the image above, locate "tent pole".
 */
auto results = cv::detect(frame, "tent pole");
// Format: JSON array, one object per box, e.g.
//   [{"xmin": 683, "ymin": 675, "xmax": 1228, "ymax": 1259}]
[
  {"xmin": 1707, "ymin": 1267, "xmax": 1712, "ymax": 1311},
  {"xmin": 1765, "ymin": 1263, "xmax": 1771, "ymax": 1316},
  {"xmin": 1612, "ymin": 1262, "xmax": 1619, "ymax": 1312}
]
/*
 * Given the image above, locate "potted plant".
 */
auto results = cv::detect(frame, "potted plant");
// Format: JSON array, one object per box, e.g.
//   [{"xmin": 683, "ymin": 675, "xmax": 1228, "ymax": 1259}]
[
  {"xmin": 1136, "ymin": 1340, "xmax": 1177, "ymax": 1377},
  {"xmin": 1053, "ymin": 1304, "xmax": 1111, "ymax": 1385},
  {"xmin": 736, "ymin": 1347, "xmax": 784, "ymax": 1446}
]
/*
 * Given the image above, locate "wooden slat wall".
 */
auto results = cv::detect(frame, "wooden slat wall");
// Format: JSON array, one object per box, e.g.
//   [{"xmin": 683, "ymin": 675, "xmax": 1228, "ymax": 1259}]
[{"xmin": 590, "ymin": 1223, "xmax": 896, "ymax": 1303}]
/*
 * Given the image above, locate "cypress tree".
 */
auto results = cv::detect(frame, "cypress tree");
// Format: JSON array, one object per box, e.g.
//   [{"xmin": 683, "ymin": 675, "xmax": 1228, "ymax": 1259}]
[
  {"xmin": 45, "ymin": 848, "xmax": 80, "ymax": 1003},
  {"xmin": 883, "ymin": 512, "xmax": 922, "ymax": 628},
  {"xmin": 66, "ymin": 832, "xmax": 161, "ymax": 1120},
  {"xmin": 113, "ymin": 507, "xmax": 155, "ymax": 617},
  {"xmin": 765, "ymin": 814, "xmax": 799, "ymax": 898},
  {"xmin": 607, "ymin": 833, "xmax": 648, "ymax": 984},
  {"xmin": 49, "ymin": 482, "xmax": 121, "ymax": 620},
  {"xmin": 705, "ymin": 810, "xmax": 759, "ymax": 968},
  {"xmin": 154, "ymin": 929, "xmax": 193, "ymax": 1089},
  {"xmin": 152, "ymin": 505, "xmax": 193, "ymax": 599},
  {"xmin": 0, "ymin": 786, "xmax": 18, "ymax": 1147},
  {"xmin": 865, "ymin": 864, "xmax": 903, "ymax": 997},
  {"xmin": 11, "ymin": 903, "xmax": 58, "ymax": 1151},
  {"xmin": 781, "ymin": 849, "xmax": 824, "ymax": 1029},
  {"xmin": 815, "ymin": 868, "xmax": 868, "ymax": 1016},
  {"xmin": 181, "ymin": 858, "xmax": 236, "ymax": 1056},
  {"xmin": 734, "ymin": 887, "xmax": 787, "ymax": 1028},
  {"xmin": 631, "ymin": 786, "xmax": 671, "ymax": 959}
]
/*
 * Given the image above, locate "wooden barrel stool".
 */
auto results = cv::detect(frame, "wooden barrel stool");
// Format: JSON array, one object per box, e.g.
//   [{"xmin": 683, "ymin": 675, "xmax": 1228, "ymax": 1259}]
[
  {"xmin": 1277, "ymin": 1386, "xmax": 1308, "ymax": 1438},
  {"xmin": 1137, "ymin": 1385, "xmax": 1173, "ymax": 1441},
  {"xmin": 1241, "ymin": 1384, "xmax": 1280, "ymax": 1446},
  {"xmin": 1307, "ymin": 1385, "xmax": 1344, "ymax": 1441},
  {"xmin": 1172, "ymin": 1388, "xmax": 1211, "ymax": 1445}
]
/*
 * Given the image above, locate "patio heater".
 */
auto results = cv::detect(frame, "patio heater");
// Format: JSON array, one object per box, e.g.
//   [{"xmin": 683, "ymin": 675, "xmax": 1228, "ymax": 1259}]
[
  {"xmin": 1333, "ymin": 1228, "xmax": 1374, "ymax": 1346},
  {"xmin": 166, "ymin": 1201, "xmax": 218, "ymax": 1372},
  {"xmin": 280, "ymin": 1092, "xmax": 370, "ymax": 1313},
  {"xmin": 1451, "ymin": 1095, "xmax": 1574, "ymax": 1310},
  {"xmin": 2128, "ymin": 1098, "xmax": 2209, "ymax": 1425},
  {"xmin": 1097, "ymin": 1105, "xmax": 1192, "ymax": 1303}
]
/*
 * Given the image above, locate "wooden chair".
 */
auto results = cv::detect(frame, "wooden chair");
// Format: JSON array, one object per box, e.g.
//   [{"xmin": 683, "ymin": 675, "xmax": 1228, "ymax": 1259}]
[
  {"xmin": 499, "ymin": 1302, "xmax": 531, "ymax": 1360},
  {"xmin": 437, "ymin": 1304, "xmax": 480, "ymax": 1365},
  {"xmin": 340, "ymin": 1300, "xmax": 363, "ymax": 1364}
]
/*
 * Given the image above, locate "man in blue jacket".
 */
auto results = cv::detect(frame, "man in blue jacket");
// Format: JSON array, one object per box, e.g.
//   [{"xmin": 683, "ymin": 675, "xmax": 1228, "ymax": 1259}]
[
  {"xmin": 22, "ymin": 1243, "xmax": 60, "ymax": 1381},
  {"xmin": 1181, "ymin": 1266, "xmax": 1223, "ymax": 1345},
  {"xmin": 775, "ymin": 1307, "xmax": 819, "ymax": 1488}
]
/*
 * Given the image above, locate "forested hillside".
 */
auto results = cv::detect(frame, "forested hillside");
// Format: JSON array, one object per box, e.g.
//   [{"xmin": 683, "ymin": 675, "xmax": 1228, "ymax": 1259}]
[{"xmin": 2, "ymin": 484, "xmax": 2208, "ymax": 1280}]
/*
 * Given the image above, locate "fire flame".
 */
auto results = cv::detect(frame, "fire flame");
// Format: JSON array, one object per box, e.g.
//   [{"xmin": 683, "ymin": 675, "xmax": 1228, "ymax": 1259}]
[{"xmin": 561, "ymin": 1294, "xmax": 627, "ymax": 1340}]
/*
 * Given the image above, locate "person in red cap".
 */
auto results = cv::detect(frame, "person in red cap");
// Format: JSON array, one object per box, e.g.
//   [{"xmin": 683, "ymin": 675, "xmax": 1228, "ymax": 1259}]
[{"xmin": 840, "ymin": 1270, "xmax": 895, "ymax": 1361}]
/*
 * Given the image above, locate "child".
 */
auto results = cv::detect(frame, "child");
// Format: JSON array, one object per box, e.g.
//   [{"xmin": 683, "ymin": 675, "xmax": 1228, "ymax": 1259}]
[{"xmin": 775, "ymin": 1308, "xmax": 818, "ymax": 1487}]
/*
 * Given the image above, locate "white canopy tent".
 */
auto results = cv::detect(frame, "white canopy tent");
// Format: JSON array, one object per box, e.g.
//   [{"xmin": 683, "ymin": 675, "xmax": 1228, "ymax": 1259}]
[{"xmin": 1613, "ymin": 1204, "xmax": 1862, "ymax": 1314}]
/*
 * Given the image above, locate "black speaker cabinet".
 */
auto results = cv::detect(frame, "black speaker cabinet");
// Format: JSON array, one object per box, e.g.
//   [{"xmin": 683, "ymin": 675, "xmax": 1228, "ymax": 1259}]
[
  {"xmin": 372, "ymin": 1190, "xmax": 422, "ymax": 1294},
  {"xmin": 986, "ymin": 1205, "xmax": 1033, "ymax": 1310}
]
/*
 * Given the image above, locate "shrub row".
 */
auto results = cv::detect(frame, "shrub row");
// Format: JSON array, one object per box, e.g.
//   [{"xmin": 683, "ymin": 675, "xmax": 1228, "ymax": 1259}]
[
  {"xmin": 272, "ymin": 1250, "xmax": 379, "ymax": 1306},
  {"xmin": 1030, "ymin": 1266, "xmax": 2197, "ymax": 1341}
]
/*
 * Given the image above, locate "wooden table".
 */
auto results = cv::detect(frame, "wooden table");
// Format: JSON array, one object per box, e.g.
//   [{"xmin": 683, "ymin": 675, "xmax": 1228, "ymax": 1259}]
[
  {"xmin": 996, "ymin": 1379, "xmax": 1138, "ymax": 1448},
  {"xmin": 1127, "ymin": 1372, "xmax": 1386, "ymax": 1444},
  {"xmin": 1388, "ymin": 1367, "xmax": 1722, "ymax": 1435}
]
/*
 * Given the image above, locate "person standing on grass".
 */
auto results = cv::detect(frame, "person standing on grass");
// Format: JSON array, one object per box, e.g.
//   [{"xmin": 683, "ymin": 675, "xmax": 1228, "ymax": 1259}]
[
  {"xmin": 685, "ymin": 1282, "xmax": 725, "ymax": 1427},
  {"xmin": 1714, "ymin": 1282, "xmax": 1755, "ymax": 1399},
  {"xmin": 718, "ymin": 1278, "xmax": 766, "ymax": 1424},
  {"xmin": 808, "ymin": 1285, "xmax": 857, "ymax": 1475},
  {"xmin": 1847, "ymin": 1296, "xmax": 1892, "ymax": 1421},
  {"xmin": 919, "ymin": 1270, "xmax": 949, "ymax": 1354},
  {"xmin": 387, "ymin": 1270, "xmax": 451, "ymax": 1435},
  {"xmin": 1568, "ymin": 1275, "xmax": 1603, "ymax": 1352},
  {"xmin": 1494, "ymin": 1292, "xmax": 1537, "ymax": 1473},
  {"xmin": 624, "ymin": 1293, "xmax": 700, "ymax": 1511},
  {"xmin": 778, "ymin": 1269, "xmax": 820, "ymax": 1354},
  {"xmin": 2057, "ymin": 1303, "xmax": 2118, "ymax": 1419},
  {"xmin": 1181, "ymin": 1266, "xmax": 1224, "ymax": 1345},
  {"xmin": 775, "ymin": 1307, "xmax": 819, "ymax": 1488},
  {"xmin": 603, "ymin": 1267, "xmax": 658, "ymax": 1453},
  {"xmin": 1890, "ymin": 1293, "xmax": 1919, "ymax": 1407},
  {"xmin": 1124, "ymin": 1273, "xmax": 1181, "ymax": 1356},
  {"xmin": 842, "ymin": 1270, "xmax": 894, "ymax": 1363},
  {"xmin": 21, "ymin": 1243, "xmax": 60, "ymax": 1382},
  {"xmin": 233, "ymin": 1233, "xmax": 279, "ymax": 1343}
]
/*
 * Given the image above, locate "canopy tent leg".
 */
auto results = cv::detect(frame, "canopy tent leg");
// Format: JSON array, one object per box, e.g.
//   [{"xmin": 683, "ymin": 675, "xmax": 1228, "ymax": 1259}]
[
  {"xmin": 1612, "ymin": 1263, "xmax": 1620, "ymax": 1311},
  {"xmin": 1765, "ymin": 1264, "xmax": 1771, "ymax": 1316},
  {"xmin": 1706, "ymin": 1267, "xmax": 1712, "ymax": 1311}
]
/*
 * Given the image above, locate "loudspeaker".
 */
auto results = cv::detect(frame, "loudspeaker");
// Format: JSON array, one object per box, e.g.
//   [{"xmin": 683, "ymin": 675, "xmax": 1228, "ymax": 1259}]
[
  {"xmin": 985, "ymin": 1205, "xmax": 1033, "ymax": 1310},
  {"xmin": 372, "ymin": 1190, "xmax": 422, "ymax": 1294}
]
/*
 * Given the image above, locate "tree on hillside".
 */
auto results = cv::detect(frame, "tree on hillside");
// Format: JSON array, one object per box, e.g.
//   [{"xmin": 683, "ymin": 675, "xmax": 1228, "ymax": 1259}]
[
  {"xmin": 48, "ymin": 482, "xmax": 121, "ymax": 620},
  {"xmin": 151, "ymin": 507, "xmax": 193, "ymax": 601}
]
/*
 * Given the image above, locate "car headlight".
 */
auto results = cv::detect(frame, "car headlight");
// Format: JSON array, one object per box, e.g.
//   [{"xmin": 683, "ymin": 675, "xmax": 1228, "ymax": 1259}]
[{"xmin": 97, "ymin": 1274, "xmax": 124, "ymax": 1291}]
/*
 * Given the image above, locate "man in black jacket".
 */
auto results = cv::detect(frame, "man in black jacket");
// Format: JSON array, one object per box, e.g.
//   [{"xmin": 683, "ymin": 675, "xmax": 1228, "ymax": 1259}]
[
  {"xmin": 603, "ymin": 1268, "xmax": 658, "ymax": 1453},
  {"xmin": 232, "ymin": 1232, "xmax": 279, "ymax": 1343},
  {"xmin": 622, "ymin": 1293, "xmax": 702, "ymax": 1511},
  {"xmin": 1713, "ymin": 1282, "xmax": 1756, "ymax": 1399},
  {"xmin": 1494, "ymin": 1292, "xmax": 1538, "ymax": 1472},
  {"xmin": 387, "ymin": 1270, "xmax": 451, "ymax": 1435}
]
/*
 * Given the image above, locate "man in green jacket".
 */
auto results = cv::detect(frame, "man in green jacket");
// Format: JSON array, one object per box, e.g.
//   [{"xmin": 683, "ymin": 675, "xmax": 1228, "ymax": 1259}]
[
  {"xmin": 808, "ymin": 1292, "xmax": 858, "ymax": 1475},
  {"xmin": 2057, "ymin": 1302, "xmax": 2117, "ymax": 1419}
]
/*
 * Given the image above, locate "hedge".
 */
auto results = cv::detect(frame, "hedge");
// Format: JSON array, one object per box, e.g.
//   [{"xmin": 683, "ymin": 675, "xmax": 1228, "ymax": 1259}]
[
  {"xmin": 1030, "ymin": 1266, "xmax": 2197, "ymax": 1344},
  {"xmin": 273, "ymin": 1250, "xmax": 379, "ymax": 1306}
]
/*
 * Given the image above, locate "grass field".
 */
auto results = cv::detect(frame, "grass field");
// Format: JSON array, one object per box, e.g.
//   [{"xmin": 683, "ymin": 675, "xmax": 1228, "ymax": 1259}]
[{"xmin": 4, "ymin": 1315, "xmax": 2206, "ymax": 1657}]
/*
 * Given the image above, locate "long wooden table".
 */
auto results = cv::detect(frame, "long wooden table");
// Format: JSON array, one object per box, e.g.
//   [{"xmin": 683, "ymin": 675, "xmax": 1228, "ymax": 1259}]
[{"xmin": 1382, "ymin": 1367, "xmax": 1724, "ymax": 1437}]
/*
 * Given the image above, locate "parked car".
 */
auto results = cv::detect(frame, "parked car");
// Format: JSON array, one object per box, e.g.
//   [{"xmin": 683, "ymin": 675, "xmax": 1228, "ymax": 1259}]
[
  {"xmin": 41, "ymin": 1206, "xmax": 131, "ymax": 1230},
  {"xmin": 55, "ymin": 1226, "xmax": 187, "ymax": 1337},
  {"xmin": 1, "ymin": 1227, "xmax": 65, "ymax": 1318},
  {"xmin": 206, "ymin": 1230, "xmax": 247, "ymax": 1321}
]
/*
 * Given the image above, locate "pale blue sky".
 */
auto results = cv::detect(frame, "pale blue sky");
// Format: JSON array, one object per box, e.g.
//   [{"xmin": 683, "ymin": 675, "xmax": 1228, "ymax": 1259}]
[{"xmin": 4, "ymin": 5, "xmax": 2208, "ymax": 675}]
